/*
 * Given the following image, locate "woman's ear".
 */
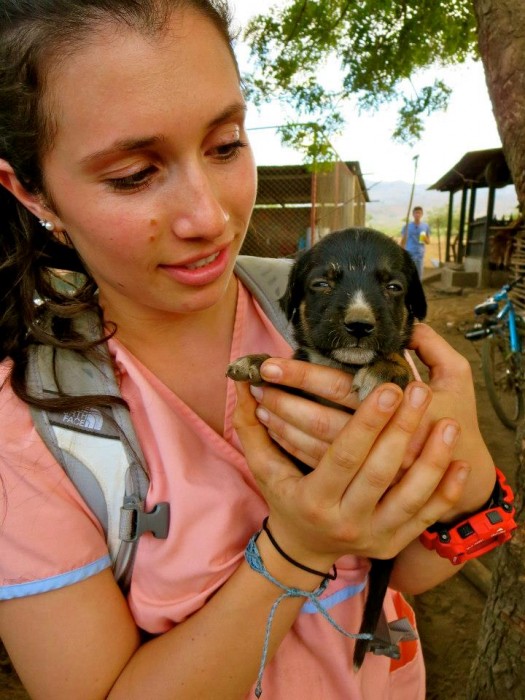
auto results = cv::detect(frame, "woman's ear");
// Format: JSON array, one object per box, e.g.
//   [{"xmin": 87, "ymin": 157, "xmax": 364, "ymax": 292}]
[{"xmin": 0, "ymin": 158, "xmax": 63, "ymax": 231}]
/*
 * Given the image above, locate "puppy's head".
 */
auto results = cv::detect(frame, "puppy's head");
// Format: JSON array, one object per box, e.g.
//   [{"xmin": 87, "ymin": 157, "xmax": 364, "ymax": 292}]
[{"xmin": 280, "ymin": 227, "xmax": 426, "ymax": 367}]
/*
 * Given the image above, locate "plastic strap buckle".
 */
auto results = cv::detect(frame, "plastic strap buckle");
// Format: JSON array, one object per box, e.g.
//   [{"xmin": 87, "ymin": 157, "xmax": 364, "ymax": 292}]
[
  {"xmin": 120, "ymin": 498, "xmax": 170, "ymax": 542},
  {"xmin": 368, "ymin": 614, "xmax": 419, "ymax": 659}
]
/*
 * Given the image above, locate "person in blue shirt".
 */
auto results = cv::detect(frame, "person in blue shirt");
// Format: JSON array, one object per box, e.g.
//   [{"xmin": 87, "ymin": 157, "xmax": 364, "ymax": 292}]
[{"xmin": 401, "ymin": 206, "xmax": 431, "ymax": 278}]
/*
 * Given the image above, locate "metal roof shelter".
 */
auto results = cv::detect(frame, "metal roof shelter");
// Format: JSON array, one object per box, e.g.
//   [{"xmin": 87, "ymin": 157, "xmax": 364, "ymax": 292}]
[
  {"xmin": 429, "ymin": 148, "xmax": 517, "ymax": 285},
  {"xmin": 430, "ymin": 148, "xmax": 511, "ymax": 194}
]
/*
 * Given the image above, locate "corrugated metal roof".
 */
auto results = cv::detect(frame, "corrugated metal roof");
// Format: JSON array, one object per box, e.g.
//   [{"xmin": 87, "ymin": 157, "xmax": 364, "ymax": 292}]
[{"xmin": 429, "ymin": 148, "xmax": 512, "ymax": 193}]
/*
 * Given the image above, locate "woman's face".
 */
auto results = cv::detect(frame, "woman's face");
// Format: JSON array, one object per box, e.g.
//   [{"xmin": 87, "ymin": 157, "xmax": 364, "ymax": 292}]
[{"xmin": 41, "ymin": 9, "xmax": 257, "ymax": 321}]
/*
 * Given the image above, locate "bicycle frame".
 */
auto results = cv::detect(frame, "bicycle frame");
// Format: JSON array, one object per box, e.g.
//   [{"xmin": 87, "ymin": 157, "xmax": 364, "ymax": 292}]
[
  {"xmin": 465, "ymin": 275, "xmax": 525, "ymax": 429},
  {"xmin": 491, "ymin": 288, "xmax": 522, "ymax": 354}
]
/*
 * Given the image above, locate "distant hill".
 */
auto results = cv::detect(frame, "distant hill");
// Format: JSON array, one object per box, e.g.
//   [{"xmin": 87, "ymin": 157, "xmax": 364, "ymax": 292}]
[{"xmin": 364, "ymin": 180, "xmax": 519, "ymax": 236}]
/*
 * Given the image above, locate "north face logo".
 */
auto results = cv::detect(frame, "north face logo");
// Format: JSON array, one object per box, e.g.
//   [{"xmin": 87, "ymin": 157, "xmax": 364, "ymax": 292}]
[{"xmin": 62, "ymin": 409, "xmax": 104, "ymax": 431}]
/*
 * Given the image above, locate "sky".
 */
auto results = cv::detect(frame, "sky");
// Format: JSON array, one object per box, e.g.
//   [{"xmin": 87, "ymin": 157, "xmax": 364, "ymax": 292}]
[{"xmin": 230, "ymin": 1, "xmax": 503, "ymax": 187}]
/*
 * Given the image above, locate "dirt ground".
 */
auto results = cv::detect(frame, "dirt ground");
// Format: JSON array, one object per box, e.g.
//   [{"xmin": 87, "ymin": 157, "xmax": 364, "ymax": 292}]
[{"xmin": 0, "ymin": 245, "xmax": 520, "ymax": 698}]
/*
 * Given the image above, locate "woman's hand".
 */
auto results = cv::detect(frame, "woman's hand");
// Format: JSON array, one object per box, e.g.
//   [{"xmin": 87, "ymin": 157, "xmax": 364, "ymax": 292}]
[
  {"xmin": 405, "ymin": 323, "xmax": 495, "ymax": 518},
  {"xmin": 245, "ymin": 323, "xmax": 495, "ymax": 522},
  {"xmin": 233, "ymin": 372, "xmax": 468, "ymax": 573}
]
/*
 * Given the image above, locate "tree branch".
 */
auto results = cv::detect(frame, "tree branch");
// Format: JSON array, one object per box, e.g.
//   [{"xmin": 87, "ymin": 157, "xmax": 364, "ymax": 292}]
[
  {"xmin": 285, "ymin": 0, "xmax": 308, "ymax": 42},
  {"xmin": 332, "ymin": 0, "xmax": 352, "ymax": 30}
]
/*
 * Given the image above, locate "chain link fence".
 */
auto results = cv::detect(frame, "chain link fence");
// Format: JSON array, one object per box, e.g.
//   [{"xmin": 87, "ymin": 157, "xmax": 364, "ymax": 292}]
[{"xmin": 241, "ymin": 128, "xmax": 369, "ymax": 258}]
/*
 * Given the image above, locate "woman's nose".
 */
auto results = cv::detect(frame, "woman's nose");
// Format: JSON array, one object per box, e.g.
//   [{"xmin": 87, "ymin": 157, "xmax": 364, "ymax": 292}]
[{"xmin": 169, "ymin": 164, "xmax": 229, "ymax": 240}]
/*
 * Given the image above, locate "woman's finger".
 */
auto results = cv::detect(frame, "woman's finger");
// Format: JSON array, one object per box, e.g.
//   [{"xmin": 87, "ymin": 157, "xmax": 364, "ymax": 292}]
[
  {"xmin": 383, "ymin": 462, "xmax": 470, "ymax": 556},
  {"xmin": 408, "ymin": 322, "xmax": 495, "ymax": 516},
  {"xmin": 258, "ymin": 357, "xmax": 360, "ymax": 411},
  {"xmin": 375, "ymin": 421, "xmax": 465, "ymax": 547},
  {"xmin": 232, "ymin": 382, "xmax": 301, "ymax": 490},
  {"xmin": 267, "ymin": 434, "xmax": 328, "ymax": 471},
  {"xmin": 309, "ymin": 383, "xmax": 404, "ymax": 507},
  {"xmin": 345, "ymin": 382, "xmax": 433, "ymax": 520},
  {"xmin": 409, "ymin": 323, "xmax": 473, "ymax": 388},
  {"xmin": 250, "ymin": 383, "xmax": 350, "ymax": 444},
  {"xmin": 261, "ymin": 415, "xmax": 331, "ymax": 470}
]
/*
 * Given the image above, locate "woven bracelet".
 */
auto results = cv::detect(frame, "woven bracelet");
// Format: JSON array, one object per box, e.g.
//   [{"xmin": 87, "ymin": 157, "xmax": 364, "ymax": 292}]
[
  {"xmin": 262, "ymin": 517, "xmax": 337, "ymax": 581},
  {"xmin": 245, "ymin": 530, "xmax": 372, "ymax": 698}
]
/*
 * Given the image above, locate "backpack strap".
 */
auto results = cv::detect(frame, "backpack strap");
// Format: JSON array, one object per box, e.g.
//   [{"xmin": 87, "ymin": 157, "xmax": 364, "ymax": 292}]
[
  {"xmin": 24, "ymin": 257, "xmax": 293, "ymax": 591},
  {"xmin": 235, "ymin": 255, "xmax": 296, "ymax": 348},
  {"xmin": 26, "ymin": 310, "xmax": 169, "ymax": 592}
]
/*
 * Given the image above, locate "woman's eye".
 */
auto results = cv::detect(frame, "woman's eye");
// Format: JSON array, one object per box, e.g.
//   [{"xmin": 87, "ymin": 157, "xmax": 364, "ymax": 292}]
[
  {"xmin": 106, "ymin": 166, "xmax": 157, "ymax": 192},
  {"xmin": 210, "ymin": 139, "xmax": 248, "ymax": 162}
]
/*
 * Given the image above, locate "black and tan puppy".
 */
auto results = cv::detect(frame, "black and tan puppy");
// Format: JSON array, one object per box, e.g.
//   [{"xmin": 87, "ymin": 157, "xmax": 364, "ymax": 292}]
[{"xmin": 227, "ymin": 227, "xmax": 427, "ymax": 669}]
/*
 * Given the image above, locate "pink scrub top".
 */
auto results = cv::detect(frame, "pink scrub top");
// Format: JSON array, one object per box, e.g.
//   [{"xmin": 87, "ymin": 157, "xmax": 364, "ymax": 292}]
[{"xmin": 0, "ymin": 279, "xmax": 425, "ymax": 699}]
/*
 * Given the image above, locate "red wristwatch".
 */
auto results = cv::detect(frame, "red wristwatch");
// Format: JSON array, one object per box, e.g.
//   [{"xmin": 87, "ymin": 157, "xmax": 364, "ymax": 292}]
[{"xmin": 420, "ymin": 468, "xmax": 517, "ymax": 565}]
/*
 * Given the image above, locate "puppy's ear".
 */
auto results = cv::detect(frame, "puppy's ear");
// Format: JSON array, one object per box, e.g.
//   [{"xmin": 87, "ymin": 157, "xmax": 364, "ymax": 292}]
[
  {"xmin": 279, "ymin": 252, "xmax": 309, "ymax": 321},
  {"xmin": 404, "ymin": 253, "xmax": 427, "ymax": 320}
]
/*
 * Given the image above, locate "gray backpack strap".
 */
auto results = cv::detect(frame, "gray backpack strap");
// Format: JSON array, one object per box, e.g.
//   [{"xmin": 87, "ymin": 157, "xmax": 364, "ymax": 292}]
[
  {"xmin": 25, "ymin": 259, "xmax": 291, "ymax": 590},
  {"xmin": 235, "ymin": 255, "xmax": 296, "ymax": 347},
  {"xmin": 26, "ymin": 310, "xmax": 169, "ymax": 592}
]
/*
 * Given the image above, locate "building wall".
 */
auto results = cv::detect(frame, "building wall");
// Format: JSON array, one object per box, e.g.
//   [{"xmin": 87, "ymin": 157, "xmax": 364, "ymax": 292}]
[{"xmin": 241, "ymin": 162, "xmax": 367, "ymax": 258}]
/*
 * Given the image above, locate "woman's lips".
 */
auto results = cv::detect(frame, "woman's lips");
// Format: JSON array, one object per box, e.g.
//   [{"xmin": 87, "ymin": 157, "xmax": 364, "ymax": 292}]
[{"xmin": 159, "ymin": 246, "xmax": 230, "ymax": 286}]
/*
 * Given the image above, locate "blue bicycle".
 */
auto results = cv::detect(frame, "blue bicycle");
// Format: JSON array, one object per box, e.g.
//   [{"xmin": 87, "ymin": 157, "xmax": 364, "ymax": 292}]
[{"xmin": 465, "ymin": 275, "xmax": 525, "ymax": 430}]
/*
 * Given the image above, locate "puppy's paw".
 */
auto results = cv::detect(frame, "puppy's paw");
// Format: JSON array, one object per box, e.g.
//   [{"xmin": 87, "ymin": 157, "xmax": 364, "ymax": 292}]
[
  {"xmin": 352, "ymin": 366, "xmax": 383, "ymax": 401},
  {"xmin": 226, "ymin": 354, "xmax": 271, "ymax": 385},
  {"xmin": 353, "ymin": 356, "xmax": 412, "ymax": 401}
]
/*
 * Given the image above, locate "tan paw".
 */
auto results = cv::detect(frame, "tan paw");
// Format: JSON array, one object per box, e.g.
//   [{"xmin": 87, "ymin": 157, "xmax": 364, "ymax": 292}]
[{"xmin": 226, "ymin": 354, "xmax": 271, "ymax": 385}]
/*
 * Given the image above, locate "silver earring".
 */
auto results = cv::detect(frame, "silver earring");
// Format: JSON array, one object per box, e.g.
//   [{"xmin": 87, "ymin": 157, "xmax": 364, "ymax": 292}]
[{"xmin": 39, "ymin": 219, "xmax": 55, "ymax": 232}]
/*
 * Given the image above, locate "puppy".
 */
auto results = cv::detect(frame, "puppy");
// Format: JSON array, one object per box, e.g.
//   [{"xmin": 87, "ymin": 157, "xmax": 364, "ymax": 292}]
[{"xmin": 227, "ymin": 227, "xmax": 427, "ymax": 669}]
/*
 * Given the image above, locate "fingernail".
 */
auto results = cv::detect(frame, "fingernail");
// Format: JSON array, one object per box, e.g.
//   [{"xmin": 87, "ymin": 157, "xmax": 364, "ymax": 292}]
[
  {"xmin": 260, "ymin": 363, "xmax": 282, "ymax": 381},
  {"xmin": 443, "ymin": 423, "xmax": 459, "ymax": 446},
  {"xmin": 255, "ymin": 406, "xmax": 270, "ymax": 424},
  {"xmin": 250, "ymin": 385, "xmax": 263, "ymax": 401},
  {"xmin": 378, "ymin": 388, "xmax": 399, "ymax": 410},
  {"xmin": 409, "ymin": 385, "xmax": 429, "ymax": 408}
]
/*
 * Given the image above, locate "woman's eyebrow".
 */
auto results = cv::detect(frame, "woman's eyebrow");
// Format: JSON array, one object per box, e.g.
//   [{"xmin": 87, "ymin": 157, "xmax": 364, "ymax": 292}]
[
  {"xmin": 206, "ymin": 102, "xmax": 247, "ymax": 129},
  {"xmin": 78, "ymin": 103, "xmax": 247, "ymax": 169},
  {"xmin": 79, "ymin": 136, "xmax": 165, "ymax": 168}
]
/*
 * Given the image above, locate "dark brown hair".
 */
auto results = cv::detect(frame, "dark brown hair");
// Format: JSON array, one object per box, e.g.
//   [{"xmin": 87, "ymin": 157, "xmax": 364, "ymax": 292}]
[{"xmin": 0, "ymin": 0, "xmax": 236, "ymax": 408}]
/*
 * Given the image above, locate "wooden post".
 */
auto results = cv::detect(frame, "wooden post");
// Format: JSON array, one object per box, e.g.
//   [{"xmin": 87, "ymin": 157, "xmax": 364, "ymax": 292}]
[
  {"xmin": 309, "ymin": 169, "xmax": 318, "ymax": 249},
  {"xmin": 446, "ymin": 191, "xmax": 454, "ymax": 262},
  {"xmin": 458, "ymin": 186, "xmax": 468, "ymax": 262},
  {"xmin": 467, "ymin": 185, "xmax": 477, "ymax": 255}
]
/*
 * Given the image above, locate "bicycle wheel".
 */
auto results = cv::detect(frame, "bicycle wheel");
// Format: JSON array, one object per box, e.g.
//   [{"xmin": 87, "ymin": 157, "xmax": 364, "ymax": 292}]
[{"xmin": 482, "ymin": 333, "xmax": 524, "ymax": 430}]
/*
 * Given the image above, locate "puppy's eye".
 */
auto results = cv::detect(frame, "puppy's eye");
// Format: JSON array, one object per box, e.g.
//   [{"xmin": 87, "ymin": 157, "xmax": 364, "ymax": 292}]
[
  {"xmin": 309, "ymin": 278, "xmax": 332, "ymax": 292},
  {"xmin": 386, "ymin": 282, "xmax": 404, "ymax": 293}
]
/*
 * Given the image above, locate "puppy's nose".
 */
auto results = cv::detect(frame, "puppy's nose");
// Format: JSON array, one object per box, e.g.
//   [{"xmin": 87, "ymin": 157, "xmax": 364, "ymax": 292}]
[{"xmin": 345, "ymin": 321, "xmax": 375, "ymax": 338}]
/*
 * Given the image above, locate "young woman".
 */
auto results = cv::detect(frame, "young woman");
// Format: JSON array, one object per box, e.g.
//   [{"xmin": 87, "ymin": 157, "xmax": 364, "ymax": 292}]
[{"xmin": 0, "ymin": 1, "xmax": 497, "ymax": 698}]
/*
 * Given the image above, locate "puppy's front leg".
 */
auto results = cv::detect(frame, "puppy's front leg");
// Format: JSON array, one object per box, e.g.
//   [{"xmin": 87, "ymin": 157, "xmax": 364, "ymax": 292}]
[
  {"xmin": 226, "ymin": 354, "xmax": 271, "ymax": 385},
  {"xmin": 352, "ymin": 353, "xmax": 412, "ymax": 400}
]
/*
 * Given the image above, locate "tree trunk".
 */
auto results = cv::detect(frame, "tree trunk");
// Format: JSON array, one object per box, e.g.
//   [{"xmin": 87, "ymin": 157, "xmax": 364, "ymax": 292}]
[
  {"xmin": 466, "ymin": 431, "xmax": 525, "ymax": 697},
  {"xmin": 468, "ymin": 4, "xmax": 525, "ymax": 694},
  {"xmin": 473, "ymin": 0, "xmax": 525, "ymax": 205}
]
